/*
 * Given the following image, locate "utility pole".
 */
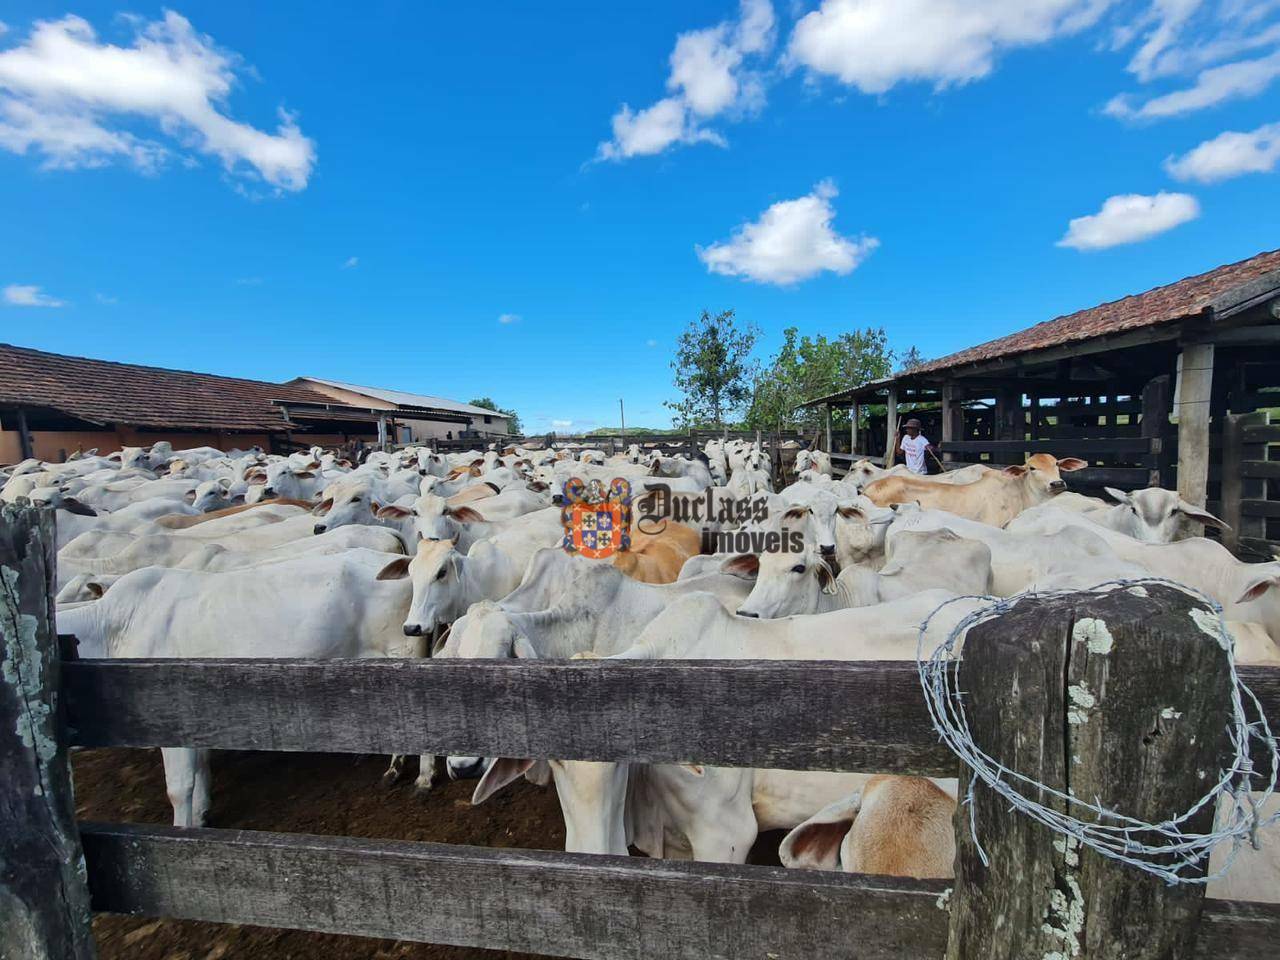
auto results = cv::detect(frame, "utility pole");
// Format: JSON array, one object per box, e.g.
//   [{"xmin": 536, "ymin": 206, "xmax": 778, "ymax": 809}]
[{"xmin": 619, "ymin": 398, "xmax": 626, "ymax": 436}]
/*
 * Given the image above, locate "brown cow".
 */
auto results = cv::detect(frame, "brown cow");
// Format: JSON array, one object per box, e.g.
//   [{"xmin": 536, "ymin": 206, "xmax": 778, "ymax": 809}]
[{"xmin": 862, "ymin": 453, "xmax": 1087, "ymax": 526}]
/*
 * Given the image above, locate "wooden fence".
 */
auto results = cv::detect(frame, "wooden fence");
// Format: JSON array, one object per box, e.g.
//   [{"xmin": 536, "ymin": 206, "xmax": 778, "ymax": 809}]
[
  {"xmin": 3, "ymin": 502, "xmax": 1280, "ymax": 959},
  {"xmin": 1222, "ymin": 411, "xmax": 1280, "ymax": 560}
]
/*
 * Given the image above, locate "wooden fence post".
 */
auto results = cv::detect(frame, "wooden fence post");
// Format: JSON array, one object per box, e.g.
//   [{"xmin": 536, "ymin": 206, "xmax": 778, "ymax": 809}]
[
  {"xmin": 0, "ymin": 502, "xmax": 97, "ymax": 959},
  {"xmin": 946, "ymin": 584, "xmax": 1230, "ymax": 960}
]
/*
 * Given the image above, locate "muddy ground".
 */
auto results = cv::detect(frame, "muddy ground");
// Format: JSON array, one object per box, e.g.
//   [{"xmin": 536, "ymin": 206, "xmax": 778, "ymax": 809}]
[{"xmin": 73, "ymin": 748, "xmax": 784, "ymax": 960}]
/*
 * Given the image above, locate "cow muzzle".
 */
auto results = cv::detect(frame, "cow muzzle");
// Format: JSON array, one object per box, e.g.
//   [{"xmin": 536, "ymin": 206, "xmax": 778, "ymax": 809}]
[
  {"xmin": 447, "ymin": 756, "xmax": 486, "ymax": 781},
  {"xmin": 1049, "ymin": 480, "xmax": 1067, "ymax": 492},
  {"xmin": 403, "ymin": 623, "xmax": 424, "ymax": 637},
  {"xmin": 313, "ymin": 524, "xmax": 327, "ymax": 535}
]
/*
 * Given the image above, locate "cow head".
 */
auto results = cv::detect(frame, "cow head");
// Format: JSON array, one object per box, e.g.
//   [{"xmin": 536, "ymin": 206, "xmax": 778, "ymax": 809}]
[
  {"xmin": 1104, "ymin": 486, "xmax": 1229, "ymax": 543},
  {"xmin": 388, "ymin": 537, "xmax": 468, "ymax": 637},
  {"xmin": 311, "ymin": 481, "xmax": 376, "ymax": 534},
  {"xmin": 1002, "ymin": 453, "xmax": 1086, "ymax": 500}
]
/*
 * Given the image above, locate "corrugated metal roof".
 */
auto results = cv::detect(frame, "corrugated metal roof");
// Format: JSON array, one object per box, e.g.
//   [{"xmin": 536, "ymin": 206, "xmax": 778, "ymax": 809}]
[{"xmin": 298, "ymin": 377, "xmax": 511, "ymax": 419}]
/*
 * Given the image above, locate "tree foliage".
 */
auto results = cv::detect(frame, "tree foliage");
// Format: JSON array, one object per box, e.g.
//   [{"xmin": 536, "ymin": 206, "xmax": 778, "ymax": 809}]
[
  {"xmin": 469, "ymin": 396, "xmax": 522, "ymax": 434},
  {"xmin": 665, "ymin": 309, "xmax": 760, "ymax": 431},
  {"xmin": 896, "ymin": 345, "xmax": 927, "ymax": 372},
  {"xmin": 746, "ymin": 326, "xmax": 893, "ymax": 432}
]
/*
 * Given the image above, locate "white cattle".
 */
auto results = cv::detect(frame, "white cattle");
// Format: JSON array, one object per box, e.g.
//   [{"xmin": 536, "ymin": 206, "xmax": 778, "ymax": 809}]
[
  {"xmin": 472, "ymin": 591, "xmax": 981, "ymax": 861},
  {"xmin": 832, "ymin": 498, "xmax": 897, "ymax": 571},
  {"xmin": 56, "ymin": 548, "xmax": 415, "ymax": 827},
  {"xmin": 1071, "ymin": 486, "xmax": 1226, "ymax": 543},
  {"xmin": 734, "ymin": 528, "xmax": 993, "ymax": 618},
  {"xmin": 794, "ymin": 449, "xmax": 833, "ymax": 477}
]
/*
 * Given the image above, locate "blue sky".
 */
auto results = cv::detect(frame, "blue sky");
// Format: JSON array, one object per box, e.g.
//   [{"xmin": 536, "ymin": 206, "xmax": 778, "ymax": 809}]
[{"xmin": 1, "ymin": 2, "xmax": 1278, "ymax": 432}]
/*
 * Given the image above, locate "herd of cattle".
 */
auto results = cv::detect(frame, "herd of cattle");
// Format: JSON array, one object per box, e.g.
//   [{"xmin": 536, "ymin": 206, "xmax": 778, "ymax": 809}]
[{"xmin": 3, "ymin": 436, "xmax": 1277, "ymax": 900}]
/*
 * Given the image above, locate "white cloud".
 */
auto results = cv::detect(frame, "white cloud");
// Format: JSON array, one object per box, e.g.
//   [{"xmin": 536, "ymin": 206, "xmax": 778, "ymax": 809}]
[
  {"xmin": 551, "ymin": 419, "xmax": 573, "ymax": 430},
  {"xmin": 4, "ymin": 283, "xmax": 65, "ymax": 307},
  {"xmin": 595, "ymin": 0, "xmax": 775, "ymax": 161},
  {"xmin": 234, "ymin": 276, "xmax": 263, "ymax": 286},
  {"xmin": 1057, "ymin": 192, "xmax": 1199, "ymax": 250},
  {"xmin": 498, "ymin": 313, "xmax": 521, "ymax": 325},
  {"xmin": 1105, "ymin": 48, "xmax": 1280, "ymax": 119},
  {"xmin": 342, "ymin": 256, "xmax": 359, "ymax": 269},
  {"xmin": 1165, "ymin": 121, "xmax": 1280, "ymax": 182},
  {"xmin": 697, "ymin": 179, "xmax": 878, "ymax": 285},
  {"xmin": 0, "ymin": 13, "xmax": 314, "ymax": 191},
  {"xmin": 786, "ymin": 0, "xmax": 1108, "ymax": 94},
  {"xmin": 94, "ymin": 292, "xmax": 117, "ymax": 304}
]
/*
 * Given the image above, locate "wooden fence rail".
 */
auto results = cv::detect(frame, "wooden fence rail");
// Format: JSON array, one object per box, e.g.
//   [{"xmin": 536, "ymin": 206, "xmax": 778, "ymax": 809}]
[{"xmin": 3, "ymin": 502, "xmax": 1280, "ymax": 960}]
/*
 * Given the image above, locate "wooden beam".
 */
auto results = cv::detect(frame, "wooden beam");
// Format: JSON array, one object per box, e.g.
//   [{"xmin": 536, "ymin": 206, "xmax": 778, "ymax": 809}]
[
  {"xmin": 946, "ymin": 585, "xmax": 1230, "ymax": 960},
  {"xmin": 0, "ymin": 503, "xmax": 97, "ymax": 960},
  {"xmin": 850, "ymin": 401, "xmax": 859, "ymax": 457},
  {"xmin": 63, "ymin": 658, "xmax": 960, "ymax": 776},
  {"xmin": 824, "ymin": 403, "xmax": 832, "ymax": 453},
  {"xmin": 941, "ymin": 438, "xmax": 1154, "ymax": 455},
  {"xmin": 15, "ymin": 405, "xmax": 34, "ymax": 460},
  {"xmin": 1176, "ymin": 344, "xmax": 1215, "ymax": 509},
  {"xmin": 1142, "ymin": 373, "xmax": 1173, "ymax": 487},
  {"xmin": 883, "ymin": 387, "xmax": 898, "ymax": 467}
]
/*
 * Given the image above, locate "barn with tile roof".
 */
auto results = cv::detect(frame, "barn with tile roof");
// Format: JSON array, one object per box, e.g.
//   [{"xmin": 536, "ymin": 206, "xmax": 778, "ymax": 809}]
[{"xmin": 803, "ymin": 249, "xmax": 1280, "ymax": 559}]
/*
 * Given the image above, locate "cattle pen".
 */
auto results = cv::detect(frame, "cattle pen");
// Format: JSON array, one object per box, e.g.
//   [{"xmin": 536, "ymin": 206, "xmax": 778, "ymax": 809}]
[{"xmin": 4, "ymin": 501, "xmax": 1280, "ymax": 959}]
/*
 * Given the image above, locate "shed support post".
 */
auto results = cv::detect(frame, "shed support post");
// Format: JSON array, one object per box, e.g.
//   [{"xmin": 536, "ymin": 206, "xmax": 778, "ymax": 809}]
[
  {"xmin": 850, "ymin": 402, "xmax": 859, "ymax": 458},
  {"xmin": 1176, "ymin": 344, "xmax": 1214, "ymax": 509},
  {"xmin": 1141, "ymin": 373, "xmax": 1173, "ymax": 488},
  {"xmin": 823, "ymin": 404, "xmax": 832, "ymax": 453},
  {"xmin": 883, "ymin": 388, "xmax": 898, "ymax": 467},
  {"xmin": 946, "ymin": 584, "xmax": 1228, "ymax": 960},
  {"xmin": 940, "ymin": 383, "xmax": 958, "ymax": 463},
  {"xmin": 0, "ymin": 502, "xmax": 98, "ymax": 960},
  {"xmin": 16, "ymin": 406, "xmax": 34, "ymax": 461}
]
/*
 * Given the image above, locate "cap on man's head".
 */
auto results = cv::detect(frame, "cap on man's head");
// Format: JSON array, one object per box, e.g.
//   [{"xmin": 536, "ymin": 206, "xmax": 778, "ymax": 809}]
[{"xmin": 905, "ymin": 418, "xmax": 922, "ymax": 428}]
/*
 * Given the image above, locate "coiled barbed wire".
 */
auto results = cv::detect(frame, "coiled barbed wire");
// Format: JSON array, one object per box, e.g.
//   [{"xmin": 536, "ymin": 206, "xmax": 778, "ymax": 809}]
[{"xmin": 915, "ymin": 578, "xmax": 1279, "ymax": 885}]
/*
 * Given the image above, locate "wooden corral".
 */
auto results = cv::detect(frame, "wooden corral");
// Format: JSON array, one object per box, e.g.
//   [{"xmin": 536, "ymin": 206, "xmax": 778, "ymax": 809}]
[
  {"xmin": 4, "ymin": 502, "xmax": 1280, "ymax": 959},
  {"xmin": 804, "ymin": 251, "xmax": 1280, "ymax": 559}
]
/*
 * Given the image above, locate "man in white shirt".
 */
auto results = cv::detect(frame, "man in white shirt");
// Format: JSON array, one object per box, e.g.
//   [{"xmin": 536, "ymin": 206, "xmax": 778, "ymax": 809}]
[{"xmin": 895, "ymin": 418, "xmax": 938, "ymax": 475}]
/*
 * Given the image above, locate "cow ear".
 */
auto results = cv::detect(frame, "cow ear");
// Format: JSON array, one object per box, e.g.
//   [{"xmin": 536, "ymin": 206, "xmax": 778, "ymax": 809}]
[
  {"xmin": 1056, "ymin": 457, "xmax": 1088, "ymax": 472},
  {"xmin": 1104, "ymin": 486, "xmax": 1131, "ymax": 505},
  {"xmin": 293, "ymin": 470, "xmax": 316, "ymax": 479},
  {"xmin": 86, "ymin": 581, "xmax": 107, "ymax": 599},
  {"xmin": 1178, "ymin": 502, "xmax": 1230, "ymax": 531},
  {"xmin": 1235, "ymin": 573, "xmax": 1279, "ymax": 605},
  {"xmin": 471, "ymin": 758, "xmax": 537, "ymax": 806},
  {"xmin": 60, "ymin": 498, "xmax": 96, "ymax": 517},
  {"xmin": 779, "ymin": 795, "xmax": 860, "ymax": 871},
  {"xmin": 376, "ymin": 557, "xmax": 412, "ymax": 581},
  {"xmin": 1002, "ymin": 464, "xmax": 1027, "ymax": 477},
  {"xmin": 722, "ymin": 554, "xmax": 760, "ymax": 579},
  {"xmin": 450, "ymin": 505, "xmax": 484, "ymax": 523},
  {"xmin": 376, "ymin": 504, "xmax": 413, "ymax": 520},
  {"xmin": 836, "ymin": 504, "xmax": 864, "ymax": 519},
  {"xmin": 184, "ymin": 490, "xmax": 197, "ymax": 504},
  {"xmin": 783, "ymin": 506, "xmax": 810, "ymax": 523},
  {"xmin": 816, "ymin": 560, "xmax": 837, "ymax": 595},
  {"xmin": 312, "ymin": 498, "xmax": 333, "ymax": 516}
]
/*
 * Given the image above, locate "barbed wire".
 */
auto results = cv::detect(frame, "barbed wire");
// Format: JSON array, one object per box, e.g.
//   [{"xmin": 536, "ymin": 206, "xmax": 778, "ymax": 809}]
[{"xmin": 915, "ymin": 578, "xmax": 1279, "ymax": 885}]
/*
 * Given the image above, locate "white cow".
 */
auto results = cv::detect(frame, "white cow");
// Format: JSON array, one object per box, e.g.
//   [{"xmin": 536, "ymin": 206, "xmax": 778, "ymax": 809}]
[
  {"xmin": 1010, "ymin": 486, "xmax": 1229, "ymax": 544},
  {"xmin": 56, "ymin": 548, "xmax": 415, "ymax": 827}
]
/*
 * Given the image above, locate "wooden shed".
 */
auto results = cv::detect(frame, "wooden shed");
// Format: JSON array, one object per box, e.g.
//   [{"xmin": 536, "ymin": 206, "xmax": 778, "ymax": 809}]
[{"xmin": 804, "ymin": 249, "xmax": 1280, "ymax": 559}]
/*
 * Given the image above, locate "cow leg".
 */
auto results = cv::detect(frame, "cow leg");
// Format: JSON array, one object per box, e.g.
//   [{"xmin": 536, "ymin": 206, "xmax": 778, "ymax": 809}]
[
  {"xmin": 382, "ymin": 754, "xmax": 408, "ymax": 786},
  {"xmin": 413, "ymin": 754, "xmax": 443, "ymax": 795},
  {"xmin": 161, "ymin": 747, "xmax": 211, "ymax": 827}
]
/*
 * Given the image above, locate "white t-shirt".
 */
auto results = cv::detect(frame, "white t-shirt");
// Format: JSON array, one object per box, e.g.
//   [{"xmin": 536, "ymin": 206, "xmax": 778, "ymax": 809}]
[{"xmin": 901, "ymin": 434, "xmax": 931, "ymax": 474}]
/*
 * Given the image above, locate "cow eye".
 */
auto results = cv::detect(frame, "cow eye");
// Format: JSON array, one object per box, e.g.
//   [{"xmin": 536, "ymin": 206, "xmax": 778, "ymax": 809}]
[
  {"xmin": 435, "ymin": 568, "xmax": 447, "ymax": 580},
  {"xmin": 791, "ymin": 564, "xmax": 806, "ymax": 574}
]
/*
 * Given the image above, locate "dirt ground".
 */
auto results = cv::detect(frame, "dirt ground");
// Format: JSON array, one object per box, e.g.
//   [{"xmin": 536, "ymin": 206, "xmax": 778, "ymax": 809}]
[{"xmin": 73, "ymin": 748, "xmax": 784, "ymax": 960}]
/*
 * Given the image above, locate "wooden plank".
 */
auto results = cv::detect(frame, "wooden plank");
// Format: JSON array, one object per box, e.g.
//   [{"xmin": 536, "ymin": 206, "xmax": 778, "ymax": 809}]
[
  {"xmin": 946, "ymin": 585, "xmax": 1230, "ymax": 960},
  {"xmin": 1198, "ymin": 900, "xmax": 1280, "ymax": 958},
  {"xmin": 1240, "ymin": 537, "xmax": 1280, "ymax": 560},
  {"xmin": 0, "ymin": 502, "xmax": 97, "ymax": 960},
  {"xmin": 942, "ymin": 438, "xmax": 1154, "ymax": 454},
  {"xmin": 883, "ymin": 388, "xmax": 899, "ymax": 467},
  {"xmin": 1177, "ymin": 344, "xmax": 1215, "ymax": 510},
  {"xmin": 1242, "ymin": 424, "xmax": 1280, "ymax": 443},
  {"xmin": 82, "ymin": 822, "xmax": 950, "ymax": 960},
  {"xmin": 1241, "ymin": 499, "xmax": 1280, "ymax": 519},
  {"xmin": 62, "ymin": 658, "xmax": 960, "ymax": 776},
  {"xmin": 1064, "ymin": 467, "xmax": 1152, "ymax": 487}
]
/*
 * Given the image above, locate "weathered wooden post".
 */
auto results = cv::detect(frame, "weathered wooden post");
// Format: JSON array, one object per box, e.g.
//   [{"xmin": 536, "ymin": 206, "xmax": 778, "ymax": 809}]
[
  {"xmin": 0, "ymin": 502, "xmax": 97, "ymax": 959},
  {"xmin": 946, "ymin": 584, "xmax": 1231, "ymax": 960}
]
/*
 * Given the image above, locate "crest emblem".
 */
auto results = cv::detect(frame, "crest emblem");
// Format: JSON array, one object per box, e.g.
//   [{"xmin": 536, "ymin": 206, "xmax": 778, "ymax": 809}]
[{"xmin": 561, "ymin": 477, "xmax": 633, "ymax": 559}]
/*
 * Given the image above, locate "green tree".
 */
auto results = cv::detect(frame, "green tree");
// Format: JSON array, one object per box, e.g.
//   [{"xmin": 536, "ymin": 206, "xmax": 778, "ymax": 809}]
[
  {"xmin": 747, "ymin": 326, "xmax": 893, "ymax": 432},
  {"xmin": 665, "ymin": 309, "xmax": 760, "ymax": 431},
  {"xmin": 896, "ymin": 345, "xmax": 926, "ymax": 372},
  {"xmin": 469, "ymin": 396, "xmax": 522, "ymax": 435}
]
